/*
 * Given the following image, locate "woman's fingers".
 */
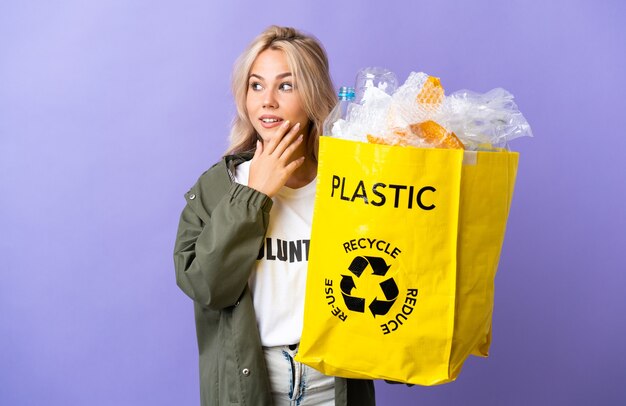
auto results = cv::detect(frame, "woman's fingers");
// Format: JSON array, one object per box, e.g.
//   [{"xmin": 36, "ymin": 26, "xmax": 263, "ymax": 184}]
[
  {"xmin": 263, "ymin": 120, "xmax": 291, "ymax": 155},
  {"xmin": 258, "ymin": 121, "xmax": 302, "ymax": 158},
  {"xmin": 248, "ymin": 120, "xmax": 307, "ymax": 197},
  {"xmin": 280, "ymin": 134, "xmax": 304, "ymax": 163},
  {"xmin": 285, "ymin": 156, "xmax": 306, "ymax": 175},
  {"xmin": 272, "ymin": 122, "xmax": 301, "ymax": 157}
]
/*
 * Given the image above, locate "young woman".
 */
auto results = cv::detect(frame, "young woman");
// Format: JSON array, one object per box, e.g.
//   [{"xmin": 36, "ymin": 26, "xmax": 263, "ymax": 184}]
[{"xmin": 173, "ymin": 26, "xmax": 376, "ymax": 406}]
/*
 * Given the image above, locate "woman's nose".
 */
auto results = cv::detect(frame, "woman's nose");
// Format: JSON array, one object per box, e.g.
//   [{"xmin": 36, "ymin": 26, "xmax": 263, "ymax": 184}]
[{"xmin": 263, "ymin": 91, "xmax": 278, "ymax": 109}]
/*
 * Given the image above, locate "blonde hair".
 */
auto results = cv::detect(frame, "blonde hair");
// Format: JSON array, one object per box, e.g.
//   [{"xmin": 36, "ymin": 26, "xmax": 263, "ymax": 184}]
[{"xmin": 226, "ymin": 26, "xmax": 336, "ymax": 161}]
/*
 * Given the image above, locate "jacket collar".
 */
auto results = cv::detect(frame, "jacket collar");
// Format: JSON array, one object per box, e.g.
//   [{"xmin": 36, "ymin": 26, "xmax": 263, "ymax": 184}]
[{"xmin": 223, "ymin": 152, "xmax": 254, "ymax": 183}]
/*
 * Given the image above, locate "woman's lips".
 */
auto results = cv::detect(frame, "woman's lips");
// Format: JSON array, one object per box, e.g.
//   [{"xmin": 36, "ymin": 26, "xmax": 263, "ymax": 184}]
[{"xmin": 259, "ymin": 115, "xmax": 283, "ymax": 129}]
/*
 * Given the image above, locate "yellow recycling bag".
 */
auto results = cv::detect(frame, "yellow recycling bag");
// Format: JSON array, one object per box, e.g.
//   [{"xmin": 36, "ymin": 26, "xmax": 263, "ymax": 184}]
[{"xmin": 296, "ymin": 136, "xmax": 518, "ymax": 385}]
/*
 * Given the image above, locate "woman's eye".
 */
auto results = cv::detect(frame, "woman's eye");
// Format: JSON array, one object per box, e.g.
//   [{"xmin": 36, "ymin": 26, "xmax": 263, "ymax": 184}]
[
  {"xmin": 279, "ymin": 82, "xmax": 294, "ymax": 92},
  {"xmin": 250, "ymin": 82, "xmax": 263, "ymax": 91}
]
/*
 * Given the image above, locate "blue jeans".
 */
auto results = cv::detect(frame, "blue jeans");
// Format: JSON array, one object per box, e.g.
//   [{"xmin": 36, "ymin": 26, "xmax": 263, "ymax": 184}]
[{"xmin": 263, "ymin": 345, "xmax": 335, "ymax": 406}]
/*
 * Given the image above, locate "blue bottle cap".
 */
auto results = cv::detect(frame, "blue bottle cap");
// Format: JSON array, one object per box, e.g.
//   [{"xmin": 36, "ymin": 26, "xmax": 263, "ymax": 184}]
[{"xmin": 338, "ymin": 86, "xmax": 356, "ymax": 101}]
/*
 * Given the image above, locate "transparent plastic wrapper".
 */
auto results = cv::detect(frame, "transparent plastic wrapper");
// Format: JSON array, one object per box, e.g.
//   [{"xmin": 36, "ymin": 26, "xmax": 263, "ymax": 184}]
[
  {"xmin": 390, "ymin": 71, "xmax": 445, "ymax": 126},
  {"xmin": 327, "ymin": 69, "xmax": 532, "ymax": 150},
  {"xmin": 439, "ymin": 88, "xmax": 533, "ymax": 150}
]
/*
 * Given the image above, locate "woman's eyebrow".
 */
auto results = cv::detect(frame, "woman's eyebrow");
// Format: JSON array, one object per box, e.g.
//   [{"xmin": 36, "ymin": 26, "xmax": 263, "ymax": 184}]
[{"xmin": 249, "ymin": 72, "xmax": 293, "ymax": 80}]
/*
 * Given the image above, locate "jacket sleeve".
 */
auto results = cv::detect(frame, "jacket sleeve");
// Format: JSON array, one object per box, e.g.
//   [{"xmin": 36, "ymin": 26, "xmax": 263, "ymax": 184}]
[{"xmin": 173, "ymin": 181, "xmax": 272, "ymax": 310}]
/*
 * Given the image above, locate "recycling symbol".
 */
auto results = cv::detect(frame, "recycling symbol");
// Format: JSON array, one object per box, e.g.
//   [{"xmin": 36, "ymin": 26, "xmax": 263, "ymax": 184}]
[{"xmin": 340, "ymin": 256, "xmax": 399, "ymax": 317}]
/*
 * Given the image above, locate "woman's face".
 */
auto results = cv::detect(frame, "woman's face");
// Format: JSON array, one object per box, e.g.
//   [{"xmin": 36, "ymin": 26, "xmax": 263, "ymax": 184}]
[{"xmin": 246, "ymin": 49, "xmax": 310, "ymax": 143}]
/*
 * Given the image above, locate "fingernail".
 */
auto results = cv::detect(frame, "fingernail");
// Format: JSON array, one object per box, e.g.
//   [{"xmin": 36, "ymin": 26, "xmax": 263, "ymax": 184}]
[
  {"xmin": 295, "ymin": 122, "xmax": 301, "ymax": 129},
  {"xmin": 283, "ymin": 120, "xmax": 290, "ymax": 127}
]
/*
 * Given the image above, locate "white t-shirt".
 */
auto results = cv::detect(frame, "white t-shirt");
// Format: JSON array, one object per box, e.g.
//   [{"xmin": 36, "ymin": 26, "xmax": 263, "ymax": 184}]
[{"xmin": 234, "ymin": 160, "xmax": 316, "ymax": 347}]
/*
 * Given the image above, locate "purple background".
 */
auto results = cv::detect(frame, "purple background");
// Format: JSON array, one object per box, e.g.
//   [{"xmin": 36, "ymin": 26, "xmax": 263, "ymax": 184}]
[{"xmin": 1, "ymin": 1, "xmax": 625, "ymax": 405}]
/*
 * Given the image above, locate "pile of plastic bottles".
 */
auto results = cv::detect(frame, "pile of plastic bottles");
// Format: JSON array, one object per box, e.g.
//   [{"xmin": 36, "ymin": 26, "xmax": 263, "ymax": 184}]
[{"xmin": 324, "ymin": 68, "xmax": 532, "ymax": 151}]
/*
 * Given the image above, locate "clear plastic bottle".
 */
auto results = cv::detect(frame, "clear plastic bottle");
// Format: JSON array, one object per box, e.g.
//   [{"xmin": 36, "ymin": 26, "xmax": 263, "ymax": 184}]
[
  {"xmin": 354, "ymin": 67, "xmax": 398, "ymax": 104},
  {"xmin": 323, "ymin": 86, "xmax": 355, "ymax": 136}
]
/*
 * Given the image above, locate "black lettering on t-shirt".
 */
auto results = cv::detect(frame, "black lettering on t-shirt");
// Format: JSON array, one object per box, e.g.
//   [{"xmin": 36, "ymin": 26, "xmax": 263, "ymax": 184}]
[{"xmin": 258, "ymin": 238, "xmax": 311, "ymax": 263}]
